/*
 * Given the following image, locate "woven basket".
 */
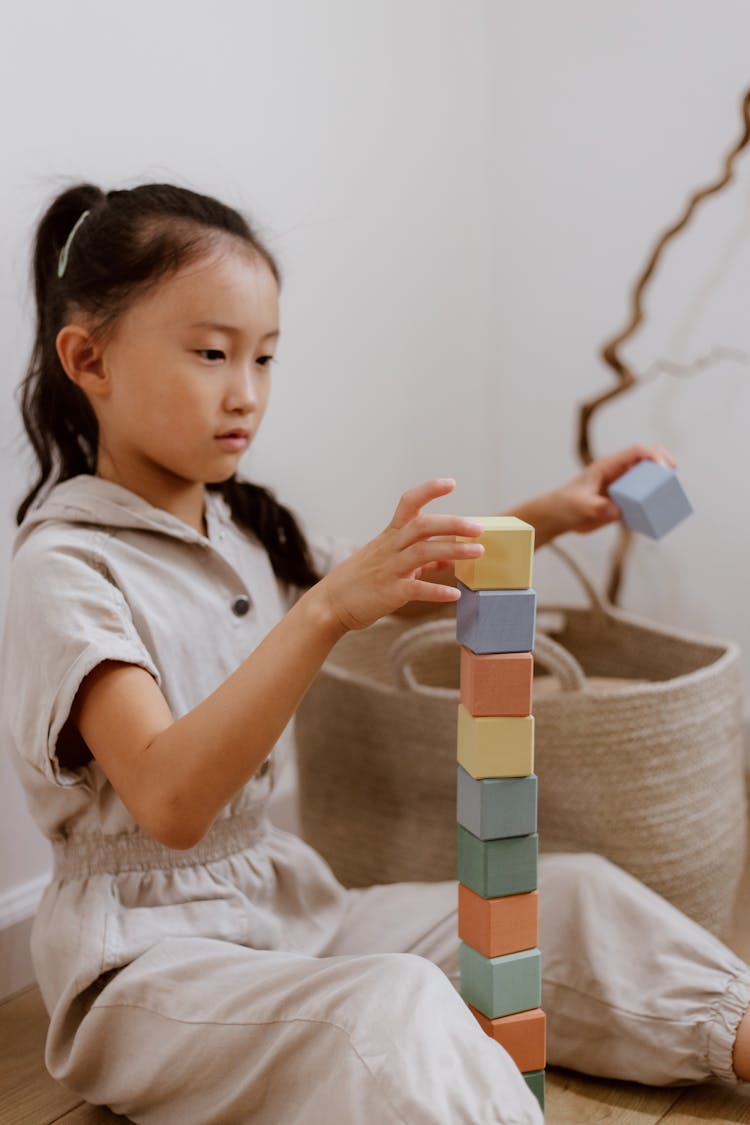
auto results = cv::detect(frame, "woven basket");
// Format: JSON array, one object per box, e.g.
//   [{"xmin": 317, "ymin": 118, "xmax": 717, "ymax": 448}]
[{"xmin": 295, "ymin": 546, "xmax": 747, "ymax": 936}]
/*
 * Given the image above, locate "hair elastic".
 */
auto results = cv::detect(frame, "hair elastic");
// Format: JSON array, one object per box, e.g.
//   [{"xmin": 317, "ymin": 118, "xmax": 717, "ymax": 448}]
[{"xmin": 57, "ymin": 210, "xmax": 91, "ymax": 279}]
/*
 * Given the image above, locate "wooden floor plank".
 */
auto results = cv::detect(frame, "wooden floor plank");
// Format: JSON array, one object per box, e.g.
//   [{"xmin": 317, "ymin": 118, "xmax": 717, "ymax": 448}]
[
  {"xmin": 0, "ymin": 987, "xmax": 81, "ymax": 1125},
  {"xmin": 659, "ymin": 1083, "xmax": 750, "ymax": 1123},
  {"xmin": 545, "ymin": 1066, "xmax": 682, "ymax": 1124}
]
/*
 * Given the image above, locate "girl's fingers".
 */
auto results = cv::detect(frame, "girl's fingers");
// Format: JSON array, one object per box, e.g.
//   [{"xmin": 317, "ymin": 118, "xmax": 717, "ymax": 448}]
[
  {"xmin": 390, "ymin": 479, "xmax": 457, "ymax": 530},
  {"xmin": 406, "ymin": 579, "xmax": 462, "ymax": 604},
  {"xmin": 398, "ymin": 513, "xmax": 484, "ymax": 549},
  {"xmin": 401, "ymin": 538, "xmax": 483, "ymax": 573}
]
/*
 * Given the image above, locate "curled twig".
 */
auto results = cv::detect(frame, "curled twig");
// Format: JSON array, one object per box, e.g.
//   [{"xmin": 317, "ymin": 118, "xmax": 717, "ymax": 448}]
[
  {"xmin": 577, "ymin": 87, "xmax": 750, "ymax": 603},
  {"xmin": 642, "ymin": 346, "xmax": 750, "ymax": 382}
]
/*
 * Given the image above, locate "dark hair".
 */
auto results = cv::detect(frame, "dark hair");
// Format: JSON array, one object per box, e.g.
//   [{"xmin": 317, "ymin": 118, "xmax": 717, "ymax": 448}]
[{"xmin": 17, "ymin": 181, "xmax": 319, "ymax": 588}]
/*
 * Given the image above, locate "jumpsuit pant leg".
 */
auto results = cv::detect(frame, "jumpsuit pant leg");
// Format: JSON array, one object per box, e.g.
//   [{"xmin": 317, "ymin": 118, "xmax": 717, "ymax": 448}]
[
  {"xmin": 329, "ymin": 853, "xmax": 750, "ymax": 1087},
  {"xmin": 538, "ymin": 852, "xmax": 750, "ymax": 1086},
  {"xmin": 55, "ymin": 936, "xmax": 543, "ymax": 1125}
]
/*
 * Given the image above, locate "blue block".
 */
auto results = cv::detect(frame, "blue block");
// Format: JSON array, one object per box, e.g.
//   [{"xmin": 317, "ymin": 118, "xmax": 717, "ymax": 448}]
[
  {"xmin": 457, "ymin": 767, "xmax": 538, "ymax": 840},
  {"xmin": 608, "ymin": 460, "xmax": 693, "ymax": 539},
  {"xmin": 456, "ymin": 583, "xmax": 536, "ymax": 654}
]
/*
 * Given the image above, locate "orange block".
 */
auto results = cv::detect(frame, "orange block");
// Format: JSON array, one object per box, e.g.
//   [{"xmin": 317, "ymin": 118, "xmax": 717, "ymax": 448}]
[
  {"xmin": 468, "ymin": 1005, "xmax": 547, "ymax": 1072},
  {"xmin": 460, "ymin": 648, "xmax": 533, "ymax": 717},
  {"xmin": 458, "ymin": 884, "xmax": 538, "ymax": 958}
]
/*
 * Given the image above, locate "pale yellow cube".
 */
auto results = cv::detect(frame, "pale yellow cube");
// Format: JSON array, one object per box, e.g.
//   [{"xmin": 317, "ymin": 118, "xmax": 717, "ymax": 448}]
[
  {"xmin": 454, "ymin": 516, "xmax": 534, "ymax": 590},
  {"xmin": 457, "ymin": 704, "xmax": 535, "ymax": 779}
]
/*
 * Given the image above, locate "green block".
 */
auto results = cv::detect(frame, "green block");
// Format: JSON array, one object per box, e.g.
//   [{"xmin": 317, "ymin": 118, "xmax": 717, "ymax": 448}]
[
  {"xmin": 456, "ymin": 825, "xmax": 538, "ymax": 897},
  {"xmin": 523, "ymin": 1068, "xmax": 545, "ymax": 1110},
  {"xmin": 459, "ymin": 944, "xmax": 541, "ymax": 1019}
]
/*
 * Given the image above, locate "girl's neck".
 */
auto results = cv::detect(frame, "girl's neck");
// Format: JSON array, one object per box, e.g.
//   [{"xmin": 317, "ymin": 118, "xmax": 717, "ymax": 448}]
[{"xmin": 95, "ymin": 454, "xmax": 208, "ymax": 536}]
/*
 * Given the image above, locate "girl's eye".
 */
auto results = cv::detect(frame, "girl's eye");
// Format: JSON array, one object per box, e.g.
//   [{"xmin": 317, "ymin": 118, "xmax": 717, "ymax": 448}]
[
  {"xmin": 196, "ymin": 349, "xmax": 225, "ymax": 362},
  {"xmin": 256, "ymin": 355, "xmax": 275, "ymax": 367}
]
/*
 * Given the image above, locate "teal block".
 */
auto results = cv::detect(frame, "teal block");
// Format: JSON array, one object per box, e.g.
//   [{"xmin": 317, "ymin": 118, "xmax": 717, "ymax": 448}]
[
  {"xmin": 456, "ymin": 824, "xmax": 538, "ymax": 897},
  {"xmin": 459, "ymin": 943, "xmax": 541, "ymax": 1018},
  {"xmin": 457, "ymin": 767, "xmax": 537, "ymax": 840},
  {"xmin": 523, "ymin": 1069, "xmax": 545, "ymax": 1110}
]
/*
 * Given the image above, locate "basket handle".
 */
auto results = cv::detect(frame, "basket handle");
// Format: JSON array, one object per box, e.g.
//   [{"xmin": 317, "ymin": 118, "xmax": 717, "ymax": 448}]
[
  {"xmin": 545, "ymin": 542, "xmax": 610, "ymax": 617},
  {"xmin": 533, "ymin": 632, "xmax": 586, "ymax": 692},
  {"xmin": 389, "ymin": 618, "xmax": 586, "ymax": 694},
  {"xmin": 389, "ymin": 620, "xmax": 458, "ymax": 695}
]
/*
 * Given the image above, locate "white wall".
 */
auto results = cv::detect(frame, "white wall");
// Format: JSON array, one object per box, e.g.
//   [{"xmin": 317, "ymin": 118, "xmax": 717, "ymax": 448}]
[{"xmin": 3, "ymin": 0, "xmax": 750, "ymax": 989}]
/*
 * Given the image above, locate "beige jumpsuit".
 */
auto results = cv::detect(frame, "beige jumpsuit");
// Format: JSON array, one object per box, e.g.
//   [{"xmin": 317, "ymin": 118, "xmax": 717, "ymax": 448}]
[{"xmin": 2, "ymin": 475, "xmax": 748, "ymax": 1125}]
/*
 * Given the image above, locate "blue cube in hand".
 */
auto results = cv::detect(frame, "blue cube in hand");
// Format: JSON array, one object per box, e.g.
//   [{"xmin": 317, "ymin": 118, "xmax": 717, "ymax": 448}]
[{"xmin": 608, "ymin": 460, "xmax": 693, "ymax": 540}]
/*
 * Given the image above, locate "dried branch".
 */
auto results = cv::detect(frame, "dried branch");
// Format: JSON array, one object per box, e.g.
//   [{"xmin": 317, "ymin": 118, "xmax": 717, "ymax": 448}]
[
  {"xmin": 642, "ymin": 346, "xmax": 750, "ymax": 382},
  {"xmin": 576, "ymin": 87, "xmax": 750, "ymax": 603}
]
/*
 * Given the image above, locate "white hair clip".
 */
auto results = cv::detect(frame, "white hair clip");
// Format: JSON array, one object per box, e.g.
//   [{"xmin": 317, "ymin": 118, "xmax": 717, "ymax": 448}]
[{"xmin": 57, "ymin": 210, "xmax": 91, "ymax": 279}]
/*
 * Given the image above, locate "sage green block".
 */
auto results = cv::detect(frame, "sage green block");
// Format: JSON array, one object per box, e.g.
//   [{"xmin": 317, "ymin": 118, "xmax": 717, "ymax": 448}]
[
  {"xmin": 523, "ymin": 1069, "xmax": 545, "ymax": 1110},
  {"xmin": 459, "ymin": 944, "xmax": 541, "ymax": 1019},
  {"xmin": 456, "ymin": 825, "xmax": 538, "ymax": 897}
]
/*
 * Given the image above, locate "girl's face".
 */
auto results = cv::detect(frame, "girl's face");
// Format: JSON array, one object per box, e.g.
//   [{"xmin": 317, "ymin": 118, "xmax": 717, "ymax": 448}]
[{"xmin": 91, "ymin": 244, "xmax": 279, "ymax": 518}]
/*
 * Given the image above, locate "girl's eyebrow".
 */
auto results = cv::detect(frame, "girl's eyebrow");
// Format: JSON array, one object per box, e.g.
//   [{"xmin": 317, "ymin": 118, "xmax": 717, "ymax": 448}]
[{"xmin": 189, "ymin": 321, "xmax": 280, "ymax": 341}]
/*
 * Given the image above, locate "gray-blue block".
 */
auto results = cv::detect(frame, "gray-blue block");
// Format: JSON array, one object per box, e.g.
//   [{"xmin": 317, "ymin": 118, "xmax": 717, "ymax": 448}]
[
  {"xmin": 459, "ymin": 944, "xmax": 542, "ymax": 1019},
  {"xmin": 457, "ymin": 825, "xmax": 539, "ymax": 897},
  {"xmin": 457, "ymin": 767, "xmax": 538, "ymax": 840},
  {"xmin": 456, "ymin": 583, "xmax": 536, "ymax": 654},
  {"xmin": 608, "ymin": 460, "xmax": 693, "ymax": 539}
]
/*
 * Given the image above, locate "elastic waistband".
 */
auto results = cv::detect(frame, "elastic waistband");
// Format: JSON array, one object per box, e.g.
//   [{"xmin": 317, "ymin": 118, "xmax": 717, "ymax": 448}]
[{"xmin": 51, "ymin": 808, "xmax": 267, "ymax": 878}]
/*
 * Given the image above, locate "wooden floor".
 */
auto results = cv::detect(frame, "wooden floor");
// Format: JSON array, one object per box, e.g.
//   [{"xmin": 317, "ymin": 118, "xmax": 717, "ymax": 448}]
[{"xmin": 1, "ymin": 845, "xmax": 748, "ymax": 1124}]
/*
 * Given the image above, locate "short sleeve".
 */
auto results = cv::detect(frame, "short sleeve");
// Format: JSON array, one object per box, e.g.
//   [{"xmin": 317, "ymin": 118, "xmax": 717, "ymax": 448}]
[{"xmin": 0, "ymin": 533, "xmax": 160, "ymax": 787}]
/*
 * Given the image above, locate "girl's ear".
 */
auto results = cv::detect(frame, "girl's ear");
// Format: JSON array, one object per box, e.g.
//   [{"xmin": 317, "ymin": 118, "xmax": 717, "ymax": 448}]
[{"xmin": 56, "ymin": 324, "xmax": 110, "ymax": 398}]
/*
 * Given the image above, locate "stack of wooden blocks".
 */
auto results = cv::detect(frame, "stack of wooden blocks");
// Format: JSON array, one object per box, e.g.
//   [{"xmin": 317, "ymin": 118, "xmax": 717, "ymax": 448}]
[{"xmin": 454, "ymin": 516, "xmax": 545, "ymax": 1111}]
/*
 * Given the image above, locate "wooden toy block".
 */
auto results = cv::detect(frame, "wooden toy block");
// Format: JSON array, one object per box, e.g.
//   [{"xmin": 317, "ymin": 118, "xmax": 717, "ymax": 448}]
[
  {"xmin": 457, "ymin": 826, "xmax": 538, "ymax": 898},
  {"xmin": 468, "ymin": 1005, "xmax": 547, "ymax": 1072},
  {"xmin": 457, "ymin": 705, "xmax": 534, "ymax": 779},
  {"xmin": 608, "ymin": 460, "xmax": 693, "ymax": 539},
  {"xmin": 459, "ymin": 943, "xmax": 542, "ymax": 1019},
  {"xmin": 460, "ymin": 648, "xmax": 533, "ymax": 717},
  {"xmin": 458, "ymin": 884, "xmax": 539, "ymax": 958},
  {"xmin": 454, "ymin": 516, "xmax": 534, "ymax": 590},
  {"xmin": 456, "ymin": 584, "xmax": 536, "ymax": 655},
  {"xmin": 457, "ymin": 767, "xmax": 537, "ymax": 839},
  {"xmin": 522, "ymin": 1069, "xmax": 545, "ymax": 1110}
]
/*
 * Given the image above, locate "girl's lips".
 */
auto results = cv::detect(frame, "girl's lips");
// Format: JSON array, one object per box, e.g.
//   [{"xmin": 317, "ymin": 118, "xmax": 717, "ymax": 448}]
[{"xmin": 215, "ymin": 431, "xmax": 250, "ymax": 451}]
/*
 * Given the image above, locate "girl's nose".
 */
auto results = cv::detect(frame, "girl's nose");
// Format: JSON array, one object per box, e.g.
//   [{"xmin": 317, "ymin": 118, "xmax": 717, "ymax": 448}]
[{"xmin": 225, "ymin": 365, "xmax": 259, "ymax": 412}]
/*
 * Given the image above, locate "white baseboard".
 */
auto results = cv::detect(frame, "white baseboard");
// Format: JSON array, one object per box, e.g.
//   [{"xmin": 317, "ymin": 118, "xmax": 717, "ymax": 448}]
[{"xmin": 0, "ymin": 874, "xmax": 48, "ymax": 1001}]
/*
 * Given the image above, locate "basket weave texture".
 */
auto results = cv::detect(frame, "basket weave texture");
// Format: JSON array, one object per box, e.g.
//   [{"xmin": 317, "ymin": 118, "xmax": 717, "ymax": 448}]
[{"xmin": 295, "ymin": 547, "xmax": 747, "ymax": 937}]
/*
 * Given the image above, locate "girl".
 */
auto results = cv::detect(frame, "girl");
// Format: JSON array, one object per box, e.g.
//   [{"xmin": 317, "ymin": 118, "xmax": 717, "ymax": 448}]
[{"xmin": 2, "ymin": 181, "xmax": 749, "ymax": 1125}]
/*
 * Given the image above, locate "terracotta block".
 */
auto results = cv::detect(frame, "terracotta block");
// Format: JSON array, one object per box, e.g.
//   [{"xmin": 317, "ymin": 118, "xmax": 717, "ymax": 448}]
[
  {"xmin": 454, "ymin": 516, "xmax": 534, "ymax": 590},
  {"xmin": 460, "ymin": 648, "xmax": 533, "ymax": 716},
  {"xmin": 468, "ymin": 1005, "xmax": 547, "ymax": 1072},
  {"xmin": 458, "ymin": 884, "xmax": 539, "ymax": 958}
]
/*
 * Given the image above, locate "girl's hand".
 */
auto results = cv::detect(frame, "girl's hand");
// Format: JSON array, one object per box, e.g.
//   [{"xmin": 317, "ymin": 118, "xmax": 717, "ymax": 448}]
[
  {"xmin": 317, "ymin": 478, "xmax": 484, "ymax": 633},
  {"xmin": 509, "ymin": 445, "xmax": 676, "ymax": 548}
]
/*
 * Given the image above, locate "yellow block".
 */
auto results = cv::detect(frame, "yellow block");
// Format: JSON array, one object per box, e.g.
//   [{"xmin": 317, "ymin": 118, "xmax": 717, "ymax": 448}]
[
  {"xmin": 454, "ymin": 516, "xmax": 534, "ymax": 590},
  {"xmin": 457, "ymin": 704, "xmax": 534, "ymax": 779}
]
